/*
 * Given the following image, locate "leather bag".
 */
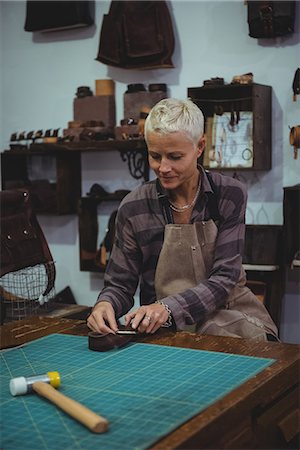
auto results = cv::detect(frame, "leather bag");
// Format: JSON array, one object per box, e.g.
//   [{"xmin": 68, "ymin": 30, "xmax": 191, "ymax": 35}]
[
  {"xmin": 24, "ymin": 1, "xmax": 94, "ymax": 32},
  {"xmin": 247, "ymin": 1, "xmax": 296, "ymax": 38},
  {"xmin": 0, "ymin": 189, "xmax": 55, "ymax": 295},
  {"xmin": 96, "ymin": 1, "xmax": 175, "ymax": 69}
]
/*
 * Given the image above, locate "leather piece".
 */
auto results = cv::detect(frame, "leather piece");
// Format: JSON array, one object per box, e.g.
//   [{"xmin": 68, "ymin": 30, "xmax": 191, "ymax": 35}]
[{"xmin": 88, "ymin": 332, "xmax": 135, "ymax": 352}]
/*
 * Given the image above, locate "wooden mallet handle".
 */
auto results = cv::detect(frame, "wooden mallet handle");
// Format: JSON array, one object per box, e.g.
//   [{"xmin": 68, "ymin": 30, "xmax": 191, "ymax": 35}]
[{"xmin": 32, "ymin": 381, "xmax": 109, "ymax": 433}]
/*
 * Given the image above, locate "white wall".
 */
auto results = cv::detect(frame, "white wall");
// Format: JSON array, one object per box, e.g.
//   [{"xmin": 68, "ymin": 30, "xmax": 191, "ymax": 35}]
[{"xmin": 1, "ymin": 1, "xmax": 299, "ymax": 342}]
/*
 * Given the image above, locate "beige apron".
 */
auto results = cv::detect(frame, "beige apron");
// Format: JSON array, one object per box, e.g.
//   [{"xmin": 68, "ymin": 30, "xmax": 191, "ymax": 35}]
[{"xmin": 154, "ymin": 220, "xmax": 279, "ymax": 340}]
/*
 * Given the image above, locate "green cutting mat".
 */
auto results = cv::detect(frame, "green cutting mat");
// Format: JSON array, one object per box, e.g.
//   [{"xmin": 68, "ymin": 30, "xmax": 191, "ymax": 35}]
[{"xmin": 0, "ymin": 334, "xmax": 274, "ymax": 450}]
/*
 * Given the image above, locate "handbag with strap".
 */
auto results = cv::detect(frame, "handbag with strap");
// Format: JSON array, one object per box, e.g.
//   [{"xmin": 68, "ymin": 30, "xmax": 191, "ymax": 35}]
[{"xmin": 0, "ymin": 189, "xmax": 55, "ymax": 297}]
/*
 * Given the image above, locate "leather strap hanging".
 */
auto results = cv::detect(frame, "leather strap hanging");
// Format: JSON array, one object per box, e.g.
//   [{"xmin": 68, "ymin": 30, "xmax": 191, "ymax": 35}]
[
  {"xmin": 289, "ymin": 125, "xmax": 300, "ymax": 159},
  {"xmin": 292, "ymin": 68, "xmax": 300, "ymax": 101}
]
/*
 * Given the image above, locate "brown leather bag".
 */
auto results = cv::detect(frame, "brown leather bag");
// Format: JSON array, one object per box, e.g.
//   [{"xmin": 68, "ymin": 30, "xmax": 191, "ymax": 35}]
[
  {"xmin": 0, "ymin": 189, "xmax": 55, "ymax": 295},
  {"xmin": 247, "ymin": 1, "xmax": 296, "ymax": 38},
  {"xmin": 24, "ymin": 1, "xmax": 94, "ymax": 32},
  {"xmin": 96, "ymin": 1, "xmax": 175, "ymax": 69}
]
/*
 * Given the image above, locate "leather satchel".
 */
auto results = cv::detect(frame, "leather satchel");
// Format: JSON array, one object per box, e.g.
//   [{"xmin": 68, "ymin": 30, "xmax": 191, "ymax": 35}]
[
  {"xmin": 247, "ymin": 1, "xmax": 296, "ymax": 38},
  {"xmin": 24, "ymin": 1, "xmax": 94, "ymax": 32},
  {"xmin": 0, "ymin": 189, "xmax": 55, "ymax": 295},
  {"xmin": 96, "ymin": 1, "xmax": 175, "ymax": 69}
]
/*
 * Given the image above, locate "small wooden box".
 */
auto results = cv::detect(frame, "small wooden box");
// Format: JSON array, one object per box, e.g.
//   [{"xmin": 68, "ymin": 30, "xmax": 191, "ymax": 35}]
[
  {"xmin": 124, "ymin": 91, "xmax": 167, "ymax": 122},
  {"xmin": 73, "ymin": 96, "xmax": 116, "ymax": 127}
]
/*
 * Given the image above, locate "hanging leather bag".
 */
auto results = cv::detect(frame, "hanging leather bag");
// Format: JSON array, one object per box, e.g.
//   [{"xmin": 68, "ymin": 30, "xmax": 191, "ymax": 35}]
[
  {"xmin": 247, "ymin": 1, "xmax": 296, "ymax": 38},
  {"xmin": 96, "ymin": 1, "xmax": 175, "ymax": 69},
  {"xmin": 0, "ymin": 189, "xmax": 55, "ymax": 295},
  {"xmin": 24, "ymin": 1, "xmax": 94, "ymax": 32}
]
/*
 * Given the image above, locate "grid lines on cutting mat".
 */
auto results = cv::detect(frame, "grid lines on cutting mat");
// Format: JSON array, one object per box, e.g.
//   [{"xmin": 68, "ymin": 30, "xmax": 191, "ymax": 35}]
[{"xmin": 0, "ymin": 333, "xmax": 274, "ymax": 450}]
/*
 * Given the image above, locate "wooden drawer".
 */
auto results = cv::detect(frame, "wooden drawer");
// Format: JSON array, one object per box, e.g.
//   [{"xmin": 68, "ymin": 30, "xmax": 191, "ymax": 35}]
[{"xmin": 254, "ymin": 385, "xmax": 300, "ymax": 448}]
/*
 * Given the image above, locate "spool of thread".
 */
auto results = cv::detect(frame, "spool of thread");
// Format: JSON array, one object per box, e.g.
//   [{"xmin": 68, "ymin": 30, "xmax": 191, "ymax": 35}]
[
  {"xmin": 95, "ymin": 79, "xmax": 115, "ymax": 96},
  {"xmin": 125, "ymin": 83, "xmax": 146, "ymax": 94},
  {"xmin": 10, "ymin": 371, "xmax": 60, "ymax": 396},
  {"xmin": 76, "ymin": 86, "xmax": 93, "ymax": 98},
  {"xmin": 148, "ymin": 83, "xmax": 167, "ymax": 93}
]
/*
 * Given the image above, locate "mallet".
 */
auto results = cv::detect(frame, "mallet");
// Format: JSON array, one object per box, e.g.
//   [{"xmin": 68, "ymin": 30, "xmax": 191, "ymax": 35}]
[{"xmin": 9, "ymin": 372, "xmax": 109, "ymax": 433}]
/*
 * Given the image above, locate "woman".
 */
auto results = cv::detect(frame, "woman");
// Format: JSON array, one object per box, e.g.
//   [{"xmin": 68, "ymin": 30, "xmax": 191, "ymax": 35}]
[{"xmin": 87, "ymin": 98, "xmax": 278, "ymax": 340}]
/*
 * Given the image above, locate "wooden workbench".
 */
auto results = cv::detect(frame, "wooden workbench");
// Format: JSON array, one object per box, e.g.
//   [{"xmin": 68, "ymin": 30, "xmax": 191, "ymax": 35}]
[{"xmin": 1, "ymin": 316, "xmax": 299, "ymax": 449}]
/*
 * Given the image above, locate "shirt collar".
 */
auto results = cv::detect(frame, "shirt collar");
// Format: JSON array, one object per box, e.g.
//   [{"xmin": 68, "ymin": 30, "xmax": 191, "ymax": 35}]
[
  {"xmin": 198, "ymin": 165, "xmax": 214, "ymax": 195},
  {"xmin": 156, "ymin": 165, "xmax": 213, "ymax": 198}
]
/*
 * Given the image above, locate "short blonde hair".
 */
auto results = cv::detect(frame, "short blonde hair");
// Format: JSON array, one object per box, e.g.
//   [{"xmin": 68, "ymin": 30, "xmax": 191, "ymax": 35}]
[{"xmin": 144, "ymin": 98, "xmax": 204, "ymax": 146}]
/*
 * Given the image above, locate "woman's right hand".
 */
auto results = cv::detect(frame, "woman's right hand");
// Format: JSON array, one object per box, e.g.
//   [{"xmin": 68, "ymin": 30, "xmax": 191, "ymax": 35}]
[{"xmin": 87, "ymin": 301, "xmax": 119, "ymax": 335}]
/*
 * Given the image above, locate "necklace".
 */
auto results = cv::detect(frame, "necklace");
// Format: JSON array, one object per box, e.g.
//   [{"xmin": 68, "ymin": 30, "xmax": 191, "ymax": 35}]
[{"xmin": 169, "ymin": 177, "xmax": 201, "ymax": 213}]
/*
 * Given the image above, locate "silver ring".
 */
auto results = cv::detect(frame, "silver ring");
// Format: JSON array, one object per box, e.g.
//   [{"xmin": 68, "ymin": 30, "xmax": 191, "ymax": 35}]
[{"xmin": 144, "ymin": 315, "xmax": 151, "ymax": 323}]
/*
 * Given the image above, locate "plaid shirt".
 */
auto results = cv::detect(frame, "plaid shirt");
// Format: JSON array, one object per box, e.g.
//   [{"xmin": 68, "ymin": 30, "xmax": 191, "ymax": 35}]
[{"xmin": 96, "ymin": 166, "xmax": 247, "ymax": 330}]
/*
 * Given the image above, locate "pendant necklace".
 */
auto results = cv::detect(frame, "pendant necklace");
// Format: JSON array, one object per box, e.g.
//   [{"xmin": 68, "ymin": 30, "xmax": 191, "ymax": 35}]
[{"xmin": 169, "ymin": 177, "xmax": 201, "ymax": 213}]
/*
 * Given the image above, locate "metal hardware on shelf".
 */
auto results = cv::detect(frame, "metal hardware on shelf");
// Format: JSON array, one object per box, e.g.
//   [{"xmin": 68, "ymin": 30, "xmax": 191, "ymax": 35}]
[{"xmin": 119, "ymin": 148, "xmax": 149, "ymax": 182}]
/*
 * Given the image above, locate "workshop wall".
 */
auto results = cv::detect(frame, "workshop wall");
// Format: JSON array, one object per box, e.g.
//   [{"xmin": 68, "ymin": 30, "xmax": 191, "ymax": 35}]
[{"xmin": 0, "ymin": 1, "xmax": 299, "ymax": 342}]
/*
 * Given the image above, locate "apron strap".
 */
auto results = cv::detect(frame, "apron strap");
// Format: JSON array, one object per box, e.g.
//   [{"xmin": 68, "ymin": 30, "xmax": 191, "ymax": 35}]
[{"xmin": 205, "ymin": 171, "xmax": 221, "ymax": 224}]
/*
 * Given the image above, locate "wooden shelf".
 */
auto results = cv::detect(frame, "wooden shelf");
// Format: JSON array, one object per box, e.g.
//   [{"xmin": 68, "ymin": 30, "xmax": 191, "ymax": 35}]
[
  {"xmin": 78, "ymin": 194, "xmax": 128, "ymax": 273},
  {"xmin": 7, "ymin": 139, "xmax": 147, "ymax": 154},
  {"xmin": 1, "ymin": 140, "xmax": 149, "ymax": 215},
  {"xmin": 188, "ymin": 83, "xmax": 272, "ymax": 171}
]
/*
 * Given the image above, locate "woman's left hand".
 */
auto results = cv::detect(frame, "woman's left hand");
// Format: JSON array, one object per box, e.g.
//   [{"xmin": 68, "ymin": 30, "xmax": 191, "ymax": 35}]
[{"xmin": 124, "ymin": 303, "xmax": 169, "ymax": 334}]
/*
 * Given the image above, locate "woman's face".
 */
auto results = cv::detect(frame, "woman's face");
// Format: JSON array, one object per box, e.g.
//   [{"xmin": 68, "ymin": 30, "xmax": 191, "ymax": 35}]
[{"xmin": 147, "ymin": 131, "xmax": 205, "ymax": 190}]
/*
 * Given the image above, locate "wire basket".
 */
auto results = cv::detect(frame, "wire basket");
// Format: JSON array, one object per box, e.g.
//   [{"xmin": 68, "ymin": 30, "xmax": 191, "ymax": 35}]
[{"xmin": 0, "ymin": 262, "xmax": 56, "ymax": 322}]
